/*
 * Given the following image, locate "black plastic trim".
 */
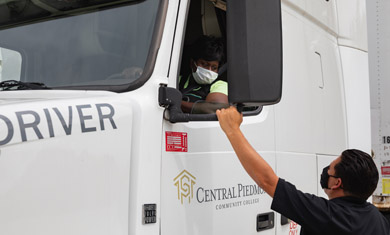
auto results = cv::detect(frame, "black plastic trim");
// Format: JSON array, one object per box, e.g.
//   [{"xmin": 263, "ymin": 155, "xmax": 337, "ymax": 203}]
[
  {"xmin": 167, "ymin": 0, "xmax": 183, "ymax": 78},
  {"xmin": 257, "ymin": 212, "xmax": 275, "ymax": 232},
  {"xmin": 242, "ymin": 106, "xmax": 263, "ymax": 117},
  {"xmin": 281, "ymin": 215, "xmax": 289, "ymax": 226},
  {"xmin": 159, "ymin": 86, "xmax": 262, "ymax": 123}
]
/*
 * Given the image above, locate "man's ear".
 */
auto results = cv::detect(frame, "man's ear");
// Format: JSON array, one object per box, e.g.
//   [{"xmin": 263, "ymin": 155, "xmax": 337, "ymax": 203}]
[{"xmin": 330, "ymin": 178, "xmax": 343, "ymax": 190}]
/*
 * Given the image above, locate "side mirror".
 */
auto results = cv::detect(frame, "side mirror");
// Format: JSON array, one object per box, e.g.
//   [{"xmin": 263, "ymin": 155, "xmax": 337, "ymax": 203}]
[
  {"xmin": 159, "ymin": 86, "xmax": 220, "ymax": 123},
  {"xmin": 226, "ymin": 0, "xmax": 283, "ymax": 105}
]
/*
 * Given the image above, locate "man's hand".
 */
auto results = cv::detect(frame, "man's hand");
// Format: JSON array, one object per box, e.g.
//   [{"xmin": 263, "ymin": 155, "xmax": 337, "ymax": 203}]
[{"xmin": 216, "ymin": 106, "xmax": 243, "ymax": 136}]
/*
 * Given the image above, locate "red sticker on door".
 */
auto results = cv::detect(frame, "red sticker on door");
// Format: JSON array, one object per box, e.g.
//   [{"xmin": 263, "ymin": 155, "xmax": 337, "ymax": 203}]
[
  {"xmin": 166, "ymin": 132, "xmax": 188, "ymax": 152},
  {"xmin": 382, "ymin": 166, "xmax": 390, "ymax": 176}
]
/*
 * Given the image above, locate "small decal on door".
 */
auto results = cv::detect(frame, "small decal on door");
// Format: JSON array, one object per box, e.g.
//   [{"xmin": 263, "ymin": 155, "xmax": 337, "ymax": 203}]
[
  {"xmin": 166, "ymin": 131, "xmax": 187, "ymax": 152},
  {"xmin": 289, "ymin": 221, "xmax": 299, "ymax": 235},
  {"xmin": 382, "ymin": 166, "xmax": 390, "ymax": 176},
  {"xmin": 383, "ymin": 178, "xmax": 390, "ymax": 194}
]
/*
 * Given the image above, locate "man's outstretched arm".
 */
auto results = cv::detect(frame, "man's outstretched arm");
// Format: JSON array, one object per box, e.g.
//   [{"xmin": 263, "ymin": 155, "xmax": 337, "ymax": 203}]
[{"xmin": 216, "ymin": 106, "xmax": 279, "ymax": 197}]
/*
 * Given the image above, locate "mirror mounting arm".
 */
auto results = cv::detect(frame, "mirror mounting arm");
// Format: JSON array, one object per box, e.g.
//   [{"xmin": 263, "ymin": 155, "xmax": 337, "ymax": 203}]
[
  {"xmin": 159, "ymin": 86, "xmax": 190, "ymax": 123},
  {"xmin": 158, "ymin": 87, "xmax": 218, "ymax": 123}
]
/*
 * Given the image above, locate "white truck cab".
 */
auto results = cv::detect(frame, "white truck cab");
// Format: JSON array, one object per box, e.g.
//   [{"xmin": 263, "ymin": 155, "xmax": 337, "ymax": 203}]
[{"xmin": 0, "ymin": 0, "xmax": 371, "ymax": 234}]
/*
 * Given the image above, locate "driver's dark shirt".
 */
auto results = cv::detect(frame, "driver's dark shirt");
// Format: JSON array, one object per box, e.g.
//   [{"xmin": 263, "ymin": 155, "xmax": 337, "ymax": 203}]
[{"xmin": 271, "ymin": 178, "xmax": 390, "ymax": 235}]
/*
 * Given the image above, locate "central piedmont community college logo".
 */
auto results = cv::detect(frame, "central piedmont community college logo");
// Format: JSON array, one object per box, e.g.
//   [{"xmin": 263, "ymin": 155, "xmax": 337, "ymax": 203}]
[
  {"xmin": 173, "ymin": 170, "xmax": 266, "ymax": 209},
  {"xmin": 174, "ymin": 170, "xmax": 196, "ymax": 204}
]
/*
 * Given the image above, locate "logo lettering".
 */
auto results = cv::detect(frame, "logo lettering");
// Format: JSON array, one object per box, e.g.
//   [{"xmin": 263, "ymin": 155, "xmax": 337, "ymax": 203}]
[
  {"xmin": 96, "ymin": 103, "xmax": 117, "ymax": 130},
  {"xmin": 174, "ymin": 170, "xmax": 266, "ymax": 210},
  {"xmin": 0, "ymin": 114, "xmax": 13, "ymax": 145},
  {"xmin": 16, "ymin": 110, "xmax": 43, "ymax": 142},
  {"xmin": 173, "ymin": 170, "xmax": 196, "ymax": 204},
  {"xmin": 0, "ymin": 103, "xmax": 117, "ymax": 146},
  {"xmin": 77, "ymin": 105, "xmax": 96, "ymax": 133},
  {"xmin": 53, "ymin": 106, "xmax": 73, "ymax": 135}
]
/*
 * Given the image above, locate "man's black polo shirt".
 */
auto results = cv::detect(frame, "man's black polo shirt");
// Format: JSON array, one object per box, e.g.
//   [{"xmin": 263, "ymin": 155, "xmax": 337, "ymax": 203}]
[{"xmin": 271, "ymin": 178, "xmax": 389, "ymax": 235}]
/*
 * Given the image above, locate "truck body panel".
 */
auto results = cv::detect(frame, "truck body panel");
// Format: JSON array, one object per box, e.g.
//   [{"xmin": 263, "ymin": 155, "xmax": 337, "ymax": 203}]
[
  {"xmin": 367, "ymin": 0, "xmax": 390, "ymax": 211},
  {"xmin": 0, "ymin": 92, "xmax": 133, "ymax": 234},
  {"xmin": 0, "ymin": 0, "xmax": 375, "ymax": 234}
]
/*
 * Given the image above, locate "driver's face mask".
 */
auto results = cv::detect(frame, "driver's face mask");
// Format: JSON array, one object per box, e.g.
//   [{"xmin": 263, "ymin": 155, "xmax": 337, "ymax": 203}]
[
  {"xmin": 320, "ymin": 165, "xmax": 340, "ymax": 189},
  {"xmin": 192, "ymin": 62, "xmax": 218, "ymax": 85}
]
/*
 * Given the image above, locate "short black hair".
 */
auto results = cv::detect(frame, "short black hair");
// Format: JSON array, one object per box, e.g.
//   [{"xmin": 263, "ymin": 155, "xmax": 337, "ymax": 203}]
[
  {"xmin": 190, "ymin": 35, "xmax": 224, "ymax": 64},
  {"xmin": 335, "ymin": 149, "xmax": 379, "ymax": 200}
]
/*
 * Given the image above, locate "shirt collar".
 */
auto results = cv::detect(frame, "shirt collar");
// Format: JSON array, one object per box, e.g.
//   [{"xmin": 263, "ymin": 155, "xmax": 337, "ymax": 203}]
[{"xmin": 331, "ymin": 196, "xmax": 367, "ymax": 205}]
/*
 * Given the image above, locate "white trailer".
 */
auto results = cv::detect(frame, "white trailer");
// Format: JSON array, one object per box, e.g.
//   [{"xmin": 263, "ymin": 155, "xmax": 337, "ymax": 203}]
[
  {"xmin": 368, "ymin": 0, "xmax": 390, "ymax": 215},
  {"xmin": 0, "ymin": 0, "xmax": 371, "ymax": 234}
]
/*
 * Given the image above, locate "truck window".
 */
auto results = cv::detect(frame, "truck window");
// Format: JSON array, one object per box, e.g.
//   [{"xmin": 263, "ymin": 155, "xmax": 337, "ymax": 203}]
[
  {"xmin": 178, "ymin": 0, "xmax": 260, "ymax": 115},
  {"xmin": 0, "ymin": 47, "xmax": 22, "ymax": 82},
  {"xmin": 0, "ymin": 0, "xmax": 162, "ymax": 91}
]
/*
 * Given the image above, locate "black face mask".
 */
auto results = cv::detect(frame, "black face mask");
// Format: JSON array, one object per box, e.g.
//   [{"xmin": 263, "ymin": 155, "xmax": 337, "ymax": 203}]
[
  {"xmin": 320, "ymin": 165, "xmax": 340, "ymax": 189},
  {"xmin": 320, "ymin": 166, "xmax": 331, "ymax": 189}
]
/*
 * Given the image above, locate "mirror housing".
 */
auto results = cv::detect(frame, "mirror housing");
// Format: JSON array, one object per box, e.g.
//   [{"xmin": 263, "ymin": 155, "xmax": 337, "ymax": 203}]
[{"xmin": 226, "ymin": 0, "xmax": 283, "ymax": 105}]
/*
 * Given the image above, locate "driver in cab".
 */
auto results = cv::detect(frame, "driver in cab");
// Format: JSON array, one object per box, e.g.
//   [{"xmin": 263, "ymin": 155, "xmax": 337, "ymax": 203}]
[{"xmin": 179, "ymin": 35, "xmax": 229, "ymax": 114}]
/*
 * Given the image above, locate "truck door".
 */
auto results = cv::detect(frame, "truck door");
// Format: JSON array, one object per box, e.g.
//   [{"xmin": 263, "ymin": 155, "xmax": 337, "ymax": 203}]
[{"xmin": 160, "ymin": 0, "xmax": 282, "ymax": 234}]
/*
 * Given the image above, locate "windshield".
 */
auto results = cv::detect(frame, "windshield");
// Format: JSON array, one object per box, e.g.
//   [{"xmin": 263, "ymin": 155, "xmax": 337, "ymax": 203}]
[{"xmin": 0, "ymin": 0, "xmax": 160, "ymax": 90}]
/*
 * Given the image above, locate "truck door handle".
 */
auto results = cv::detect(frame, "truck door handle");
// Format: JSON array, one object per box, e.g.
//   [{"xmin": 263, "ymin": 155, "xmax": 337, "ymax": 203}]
[{"xmin": 257, "ymin": 212, "xmax": 275, "ymax": 232}]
